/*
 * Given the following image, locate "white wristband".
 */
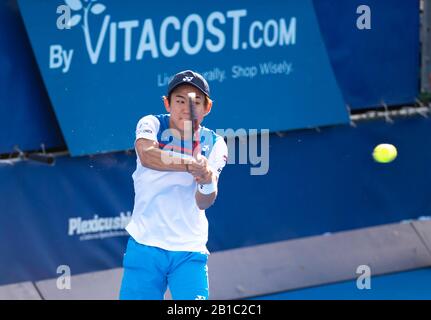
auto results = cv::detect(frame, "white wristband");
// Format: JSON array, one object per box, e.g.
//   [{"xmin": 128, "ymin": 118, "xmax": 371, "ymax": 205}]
[{"xmin": 198, "ymin": 181, "xmax": 217, "ymax": 195}]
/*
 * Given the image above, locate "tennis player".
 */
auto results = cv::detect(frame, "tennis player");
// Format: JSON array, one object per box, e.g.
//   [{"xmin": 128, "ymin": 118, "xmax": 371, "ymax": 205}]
[{"xmin": 119, "ymin": 70, "xmax": 228, "ymax": 300}]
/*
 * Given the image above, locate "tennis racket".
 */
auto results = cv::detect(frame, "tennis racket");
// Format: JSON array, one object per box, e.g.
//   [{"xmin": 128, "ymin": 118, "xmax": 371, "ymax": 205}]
[{"xmin": 188, "ymin": 92, "xmax": 200, "ymax": 159}]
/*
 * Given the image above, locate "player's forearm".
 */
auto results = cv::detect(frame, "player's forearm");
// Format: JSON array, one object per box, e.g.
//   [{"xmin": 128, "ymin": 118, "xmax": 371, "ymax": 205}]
[
  {"xmin": 138, "ymin": 147, "xmax": 189, "ymax": 172},
  {"xmin": 195, "ymin": 191, "xmax": 217, "ymax": 210},
  {"xmin": 195, "ymin": 173, "xmax": 218, "ymax": 209}
]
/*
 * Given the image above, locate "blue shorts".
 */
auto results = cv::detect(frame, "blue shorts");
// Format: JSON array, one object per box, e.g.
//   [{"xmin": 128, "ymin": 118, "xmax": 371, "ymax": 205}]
[{"xmin": 119, "ymin": 237, "xmax": 209, "ymax": 300}]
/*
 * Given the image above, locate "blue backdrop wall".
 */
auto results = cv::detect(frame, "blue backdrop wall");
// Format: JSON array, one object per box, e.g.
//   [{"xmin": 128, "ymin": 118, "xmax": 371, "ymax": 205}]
[
  {"xmin": 313, "ymin": 0, "xmax": 419, "ymax": 109},
  {"xmin": 0, "ymin": 0, "xmax": 65, "ymax": 154},
  {"xmin": 1, "ymin": 116, "xmax": 430, "ymax": 285}
]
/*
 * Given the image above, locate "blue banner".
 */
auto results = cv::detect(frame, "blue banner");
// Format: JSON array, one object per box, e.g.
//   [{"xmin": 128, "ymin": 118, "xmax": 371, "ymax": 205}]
[
  {"xmin": 1, "ymin": 0, "xmax": 418, "ymax": 155},
  {"xmin": 17, "ymin": 0, "xmax": 349, "ymax": 156}
]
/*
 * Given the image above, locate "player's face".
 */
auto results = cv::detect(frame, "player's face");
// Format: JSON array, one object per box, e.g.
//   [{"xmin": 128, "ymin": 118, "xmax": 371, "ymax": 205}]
[{"xmin": 167, "ymin": 84, "xmax": 208, "ymax": 135}]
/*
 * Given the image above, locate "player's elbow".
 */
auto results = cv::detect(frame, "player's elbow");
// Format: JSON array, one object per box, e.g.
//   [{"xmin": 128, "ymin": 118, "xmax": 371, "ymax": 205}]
[
  {"xmin": 138, "ymin": 150, "xmax": 150, "ymax": 167},
  {"xmin": 137, "ymin": 146, "xmax": 156, "ymax": 167},
  {"xmin": 135, "ymin": 139, "xmax": 159, "ymax": 168}
]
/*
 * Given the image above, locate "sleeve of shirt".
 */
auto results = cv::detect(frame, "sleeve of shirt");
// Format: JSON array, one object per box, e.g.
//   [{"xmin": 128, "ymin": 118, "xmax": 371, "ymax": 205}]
[
  {"xmin": 135, "ymin": 115, "xmax": 160, "ymax": 142},
  {"xmin": 207, "ymin": 137, "xmax": 228, "ymax": 178}
]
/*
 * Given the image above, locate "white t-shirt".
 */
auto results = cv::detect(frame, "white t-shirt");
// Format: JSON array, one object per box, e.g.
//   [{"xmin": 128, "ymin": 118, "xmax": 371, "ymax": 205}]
[{"xmin": 126, "ymin": 114, "xmax": 228, "ymax": 254}]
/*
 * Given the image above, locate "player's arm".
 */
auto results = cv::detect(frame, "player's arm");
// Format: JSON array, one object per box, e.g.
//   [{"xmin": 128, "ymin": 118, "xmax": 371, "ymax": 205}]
[
  {"xmin": 195, "ymin": 174, "xmax": 218, "ymax": 210},
  {"xmin": 189, "ymin": 138, "xmax": 228, "ymax": 210},
  {"xmin": 134, "ymin": 115, "xmax": 194, "ymax": 172},
  {"xmin": 188, "ymin": 158, "xmax": 217, "ymax": 210},
  {"xmin": 136, "ymin": 138, "xmax": 193, "ymax": 172}
]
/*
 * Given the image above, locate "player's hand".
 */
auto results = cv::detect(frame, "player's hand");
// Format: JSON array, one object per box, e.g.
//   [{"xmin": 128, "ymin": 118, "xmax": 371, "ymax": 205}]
[
  {"xmin": 192, "ymin": 144, "xmax": 202, "ymax": 162},
  {"xmin": 188, "ymin": 155, "xmax": 213, "ymax": 184}
]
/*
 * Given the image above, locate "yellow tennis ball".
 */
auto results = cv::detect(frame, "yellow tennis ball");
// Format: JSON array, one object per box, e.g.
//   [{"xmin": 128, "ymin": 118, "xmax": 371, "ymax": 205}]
[{"xmin": 373, "ymin": 143, "xmax": 397, "ymax": 163}]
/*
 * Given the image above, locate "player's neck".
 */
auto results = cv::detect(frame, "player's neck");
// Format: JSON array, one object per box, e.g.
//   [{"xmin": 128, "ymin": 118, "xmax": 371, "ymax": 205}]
[{"xmin": 168, "ymin": 119, "xmax": 187, "ymax": 140}]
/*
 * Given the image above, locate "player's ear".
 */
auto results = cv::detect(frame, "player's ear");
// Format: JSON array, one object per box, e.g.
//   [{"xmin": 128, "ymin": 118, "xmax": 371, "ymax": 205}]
[
  {"xmin": 204, "ymin": 98, "xmax": 213, "ymax": 116},
  {"xmin": 163, "ymin": 96, "xmax": 170, "ymax": 112}
]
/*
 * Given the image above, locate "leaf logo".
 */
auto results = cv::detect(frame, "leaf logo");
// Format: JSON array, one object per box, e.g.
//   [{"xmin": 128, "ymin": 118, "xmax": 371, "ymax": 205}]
[
  {"xmin": 63, "ymin": 0, "xmax": 109, "ymax": 64},
  {"xmin": 65, "ymin": 0, "xmax": 106, "ymax": 28}
]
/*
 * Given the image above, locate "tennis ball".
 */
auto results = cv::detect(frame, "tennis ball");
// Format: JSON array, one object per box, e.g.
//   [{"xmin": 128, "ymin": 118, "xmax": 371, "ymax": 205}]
[{"xmin": 372, "ymin": 143, "xmax": 397, "ymax": 163}]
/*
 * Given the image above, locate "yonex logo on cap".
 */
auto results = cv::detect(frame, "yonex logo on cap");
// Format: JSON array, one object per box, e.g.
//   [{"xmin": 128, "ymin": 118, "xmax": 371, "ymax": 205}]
[{"xmin": 168, "ymin": 70, "xmax": 211, "ymax": 97}]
